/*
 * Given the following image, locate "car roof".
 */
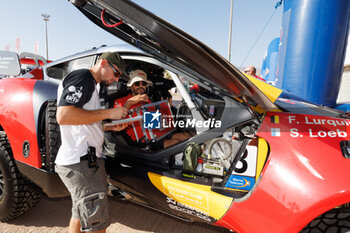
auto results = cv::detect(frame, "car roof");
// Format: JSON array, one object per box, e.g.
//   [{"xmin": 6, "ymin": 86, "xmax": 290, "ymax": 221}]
[{"xmin": 45, "ymin": 44, "xmax": 144, "ymax": 67}]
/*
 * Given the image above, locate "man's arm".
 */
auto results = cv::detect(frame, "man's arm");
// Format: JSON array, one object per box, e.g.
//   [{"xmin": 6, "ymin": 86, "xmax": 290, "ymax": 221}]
[
  {"xmin": 57, "ymin": 105, "xmax": 128, "ymax": 125},
  {"xmin": 124, "ymin": 94, "xmax": 149, "ymax": 109}
]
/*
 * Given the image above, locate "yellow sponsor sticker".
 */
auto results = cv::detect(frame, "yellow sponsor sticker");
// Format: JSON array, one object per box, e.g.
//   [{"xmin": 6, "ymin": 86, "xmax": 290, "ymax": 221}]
[
  {"xmin": 163, "ymin": 180, "xmax": 209, "ymax": 211},
  {"xmin": 148, "ymin": 172, "xmax": 233, "ymax": 220}
]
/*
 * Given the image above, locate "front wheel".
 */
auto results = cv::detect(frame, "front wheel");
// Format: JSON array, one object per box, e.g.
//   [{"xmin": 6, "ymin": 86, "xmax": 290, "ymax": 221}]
[
  {"xmin": 0, "ymin": 132, "xmax": 41, "ymax": 222},
  {"xmin": 45, "ymin": 100, "xmax": 61, "ymax": 172}
]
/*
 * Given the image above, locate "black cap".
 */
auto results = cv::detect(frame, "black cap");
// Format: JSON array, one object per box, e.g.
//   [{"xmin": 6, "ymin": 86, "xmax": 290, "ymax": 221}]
[{"xmin": 99, "ymin": 52, "xmax": 126, "ymax": 75}]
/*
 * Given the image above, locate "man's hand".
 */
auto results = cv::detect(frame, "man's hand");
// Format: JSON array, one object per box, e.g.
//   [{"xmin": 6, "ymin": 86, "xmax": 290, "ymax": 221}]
[
  {"xmin": 124, "ymin": 94, "xmax": 149, "ymax": 109},
  {"xmin": 161, "ymin": 96, "xmax": 173, "ymax": 106},
  {"xmin": 103, "ymin": 122, "xmax": 129, "ymax": 131},
  {"xmin": 57, "ymin": 105, "xmax": 128, "ymax": 125},
  {"xmin": 108, "ymin": 107, "xmax": 128, "ymax": 120}
]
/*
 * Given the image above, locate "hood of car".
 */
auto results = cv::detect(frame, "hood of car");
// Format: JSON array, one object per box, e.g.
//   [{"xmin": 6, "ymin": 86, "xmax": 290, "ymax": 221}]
[{"xmin": 70, "ymin": 0, "xmax": 277, "ymax": 111}]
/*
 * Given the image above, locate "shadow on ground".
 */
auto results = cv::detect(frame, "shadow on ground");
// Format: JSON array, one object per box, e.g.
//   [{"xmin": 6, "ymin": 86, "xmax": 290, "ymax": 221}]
[{"xmin": 2, "ymin": 193, "xmax": 231, "ymax": 233}]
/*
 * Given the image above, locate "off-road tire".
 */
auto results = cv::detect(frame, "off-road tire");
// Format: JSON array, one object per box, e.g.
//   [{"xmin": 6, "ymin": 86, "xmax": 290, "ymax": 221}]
[
  {"xmin": 0, "ymin": 132, "xmax": 41, "ymax": 222},
  {"xmin": 300, "ymin": 207, "xmax": 350, "ymax": 233},
  {"xmin": 45, "ymin": 100, "xmax": 61, "ymax": 172}
]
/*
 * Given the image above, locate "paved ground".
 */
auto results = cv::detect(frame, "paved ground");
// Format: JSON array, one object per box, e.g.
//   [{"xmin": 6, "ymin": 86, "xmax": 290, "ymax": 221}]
[{"xmin": 0, "ymin": 194, "xmax": 231, "ymax": 233}]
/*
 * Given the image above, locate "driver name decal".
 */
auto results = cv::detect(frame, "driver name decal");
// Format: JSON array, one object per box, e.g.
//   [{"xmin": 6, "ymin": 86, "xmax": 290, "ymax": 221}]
[{"xmin": 266, "ymin": 114, "xmax": 350, "ymax": 139}]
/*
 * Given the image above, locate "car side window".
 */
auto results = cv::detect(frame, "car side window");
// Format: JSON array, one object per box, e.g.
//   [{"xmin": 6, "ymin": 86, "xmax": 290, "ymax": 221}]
[
  {"xmin": 46, "ymin": 55, "xmax": 96, "ymax": 81},
  {"xmin": 66, "ymin": 56, "xmax": 96, "ymax": 73}
]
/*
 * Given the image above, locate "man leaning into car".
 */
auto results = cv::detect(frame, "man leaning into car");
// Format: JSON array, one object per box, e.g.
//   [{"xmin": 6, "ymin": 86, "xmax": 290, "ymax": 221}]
[{"xmin": 55, "ymin": 52, "xmax": 128, "ymax": 233}]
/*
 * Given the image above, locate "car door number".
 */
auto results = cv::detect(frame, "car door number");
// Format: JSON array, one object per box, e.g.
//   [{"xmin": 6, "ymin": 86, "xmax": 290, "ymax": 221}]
[{"xmin": 232, "ymin": 145, "xmax": 257, "ymax": 177}]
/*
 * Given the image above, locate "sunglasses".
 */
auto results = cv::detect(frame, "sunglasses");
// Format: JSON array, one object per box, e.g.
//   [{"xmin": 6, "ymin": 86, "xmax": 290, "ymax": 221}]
[
  {"xmin": 244, "ymin": 70, "xmax": 251, "ymax": 73},
  {"xmin": 134, "ymin": 81, "xmax": 147, "ymax": 87},
  {"xmin": 108, "ymin": 62, "xmax": 122, "ymax": 78}
]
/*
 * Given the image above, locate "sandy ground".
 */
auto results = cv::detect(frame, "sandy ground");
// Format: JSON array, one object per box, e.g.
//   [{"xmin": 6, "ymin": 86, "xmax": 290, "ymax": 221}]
[{"xmin": 0, "ymin": 194, "xmax": 231, "ymax": 233}]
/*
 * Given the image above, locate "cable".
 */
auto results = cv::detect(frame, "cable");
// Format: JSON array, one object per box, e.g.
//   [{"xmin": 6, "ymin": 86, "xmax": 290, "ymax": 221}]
[
  {"xmin": 239, "ymin": 0, "xmax": 282, "ymax": 68},
  {"xmin": 101, "ymin": 9, "xmax": 123, "ymax": 28}
]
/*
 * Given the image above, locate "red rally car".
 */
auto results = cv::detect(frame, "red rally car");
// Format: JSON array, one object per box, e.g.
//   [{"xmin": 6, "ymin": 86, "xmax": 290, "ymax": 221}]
[{"xmin": 1, "ymin": 1, "xmax": 350, "ymax": 232}]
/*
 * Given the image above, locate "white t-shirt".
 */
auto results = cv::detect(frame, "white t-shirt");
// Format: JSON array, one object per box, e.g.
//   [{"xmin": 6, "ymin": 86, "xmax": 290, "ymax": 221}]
[{"xmin": 55, "ymin": 69, "xmax": 104, "ymax": 166}]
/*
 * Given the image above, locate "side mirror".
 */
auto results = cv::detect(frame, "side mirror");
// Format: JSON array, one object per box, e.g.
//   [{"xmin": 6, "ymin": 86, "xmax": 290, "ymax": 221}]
[{"xmin": 0, "ymin": 51, "xmax": 21, "ymax": 76}]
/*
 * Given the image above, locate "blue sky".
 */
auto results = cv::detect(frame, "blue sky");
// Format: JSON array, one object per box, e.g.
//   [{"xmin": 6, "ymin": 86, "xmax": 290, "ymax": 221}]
[{"xmin": 0, "ymin": 0, "xmax": 283, "ymax": 69}]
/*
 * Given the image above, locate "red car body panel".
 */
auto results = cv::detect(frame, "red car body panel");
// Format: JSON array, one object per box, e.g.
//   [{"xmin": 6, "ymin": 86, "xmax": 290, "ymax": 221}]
[
  {"xmin": 216, "ymin": 112, "xmax": 350, "ymax": 233},
  {"xmin": 0, "ymin": 78, "xmax": 41, "ymax": 168},
  {"xmin": 25, "ymin": 68, "xmax": 44, "ymax": 80}
]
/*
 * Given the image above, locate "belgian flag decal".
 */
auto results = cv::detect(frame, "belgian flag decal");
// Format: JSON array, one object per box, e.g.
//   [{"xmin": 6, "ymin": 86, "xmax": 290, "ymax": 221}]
[{"xmin": 271, "ymin": 115, "xmax": 279, "ymax": 123}]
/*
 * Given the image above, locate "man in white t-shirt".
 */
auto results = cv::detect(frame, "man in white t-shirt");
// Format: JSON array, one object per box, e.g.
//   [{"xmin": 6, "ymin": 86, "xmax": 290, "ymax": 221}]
[{"xmin": 55, "ymin": 52, "xmax": 128, "ymax": 233}]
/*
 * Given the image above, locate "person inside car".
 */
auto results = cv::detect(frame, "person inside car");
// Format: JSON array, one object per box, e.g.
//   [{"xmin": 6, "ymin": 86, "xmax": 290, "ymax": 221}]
[{"xmin": 114, "ymin": 69, "xmax": 191, "ymax": 148}]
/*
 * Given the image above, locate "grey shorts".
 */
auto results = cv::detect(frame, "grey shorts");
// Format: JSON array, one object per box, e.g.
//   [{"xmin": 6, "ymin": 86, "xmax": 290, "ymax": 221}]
[{"xmin": 55, "ymin": 158, "xmax": 111, "ymax": 232}]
